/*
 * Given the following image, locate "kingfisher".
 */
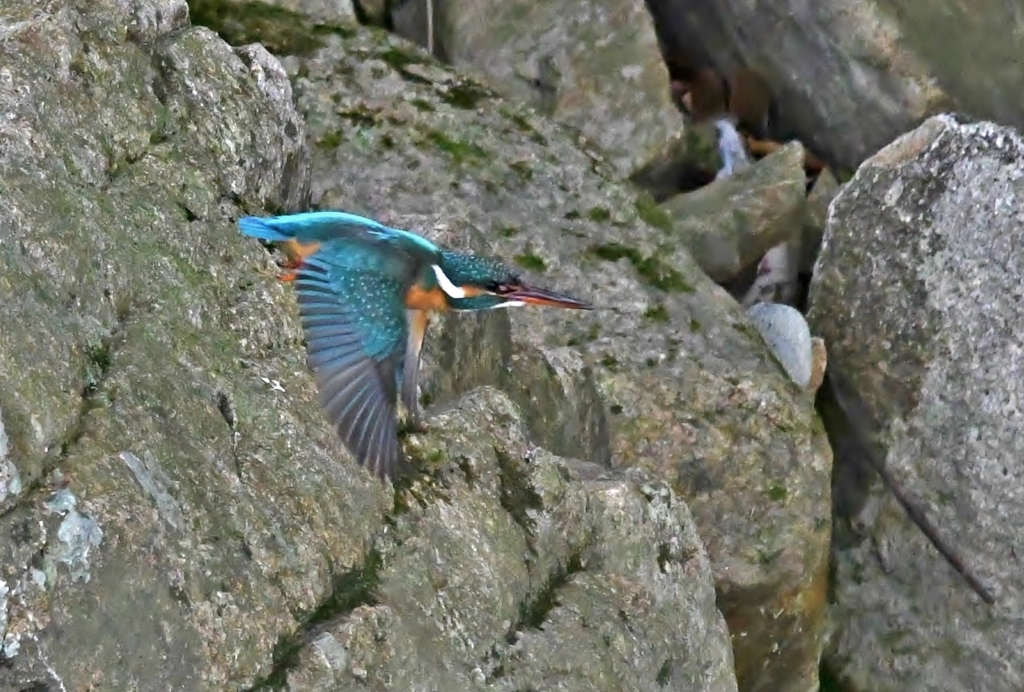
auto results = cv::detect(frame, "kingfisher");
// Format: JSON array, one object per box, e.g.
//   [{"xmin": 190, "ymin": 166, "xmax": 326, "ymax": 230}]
[{"xmin": 239, "ymin": 211, "xmax": 593, "ymax": 480}]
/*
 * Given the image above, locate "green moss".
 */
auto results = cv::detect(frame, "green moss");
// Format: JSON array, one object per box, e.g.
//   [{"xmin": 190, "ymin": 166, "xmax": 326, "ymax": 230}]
[
  {"xmin": 656, "ymin": 659, "xmax": 674, "ymax": 685},
  {"xmin": 509, "ymin": 160, "xmax": 534, "ymax": 183},
  {"xmin": 634, "ymin": 193, "xmax": 673, "ymax": 231},
  {"xmin": 588, "ymin": 242, "xmax": 639, "ymax": 264},
  {"xmin": 587, "ymin": 207, "xmax": 611, "ymax": 223},
  {"xmin": 249, "ymin": 550, "xmax": 382, "ymax": 690},
  {"xmin": 563, "ymin": 210, "xmax": 582, "ymax": 220},
  {"xmin": 587, "ymin": 243, "xmax": 694, "ymax": 293},
  {"xmin": 188, "ymin": 0, "xmax": 355, "ymax": 56},
  {"xmin": 315, "ymin": 131, "xmax": 344, "ymax": 150},
  {"xmin": 635, "ymin": 256, "xmax": 693, "ymax": 293},
  {"xmin": 689, "ymin": 318, "xmax": 702, "ymax": 332},
  {"xmin": 338, "ymin": 108, "xmax": 384, "ymax": 128},
  {"xmin": 378, "ymin": 45, "xmax": 424, "ymax": 72},
  {"xmin": 82, "ymin": 341, "xmax": 112, "ymax": 397},
  {"xmin": 765, "ymin": 484, "xmax": 788, "ymax": 502},
  {"xmin": 443, "ymin": 82, "xmax": 497, "ymax": 109},
  {"xmin": 514, "ymin": 253, "xmax": 547, "ymax": 272},
  {"xmin": 643, "ymin": 304, "xmax": 670, "ymax": 323},
  {"xmin": 424, "ymin": 130, "xmax": 487, "ymax": 163},
  {"xmin": 501, "ymin": 108, "xmax": 548, "ymax": 146},
  {"xmin": 498, "ymin": 226, "xmax": 521, "ymax": 237},
  {"xmin": 515, "ymin": 550, "xmax": 584, "ymax": 631},
  {"xmin": 409, "ymin": 98, "xmax": 436, "ymax": 113},
  {"xmin": 600, "ymin": 354, "xmax": 619, "ymax": 371}
]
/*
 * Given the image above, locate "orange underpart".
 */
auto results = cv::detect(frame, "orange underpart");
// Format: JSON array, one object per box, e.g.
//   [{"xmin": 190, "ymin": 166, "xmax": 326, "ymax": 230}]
[
  {"xmin": 282, "ymin": 238, "xmax": 322, "ymax": 264},
  {"xmin": 405, "ymin": 284, "xmax": 450, "ymax": 311},
  {"xmin": 277, "ymin": 270, "xmax": 298, "ymax": 282}
]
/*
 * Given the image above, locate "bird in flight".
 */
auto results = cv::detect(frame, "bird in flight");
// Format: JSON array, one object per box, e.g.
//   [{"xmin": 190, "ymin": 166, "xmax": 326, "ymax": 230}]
[{"xmin": 239, "ymin": 211, "xmax": 593, "ymax": 480}]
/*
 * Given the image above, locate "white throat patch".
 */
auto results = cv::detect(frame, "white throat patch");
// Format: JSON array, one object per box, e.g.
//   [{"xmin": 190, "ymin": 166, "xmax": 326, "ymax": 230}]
[{"xmin": 431, "ymin": 264, "xmax": 466, "ymax": 299}]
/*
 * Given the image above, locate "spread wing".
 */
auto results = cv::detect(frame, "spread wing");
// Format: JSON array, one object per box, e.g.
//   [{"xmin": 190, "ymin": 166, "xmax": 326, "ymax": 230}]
[{"xmin": 294, "ymin": 258, "xmax": 411, "ymax": 479}]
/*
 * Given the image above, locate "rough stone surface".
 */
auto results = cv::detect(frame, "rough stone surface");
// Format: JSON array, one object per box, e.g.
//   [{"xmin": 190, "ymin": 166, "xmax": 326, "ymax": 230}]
[
  {"xmin": 282, "ymin": 388, "xmax": 739, "ymax": 692},
  {"xmin": 800, "ymin": 169, "xmax": 841, "ymax": 275},
  {"xmin": 0, "ymin": 1, "xmax": 379, "ymax": 689},
  {"xmin": 283, "ymin": 25, "xmax": 831, "ymax": 692},
  {"xmin": 807, "ymin": 114, "xmax": 1024, "ymax": 691},
  {"xmin": 417, "ymin": 0, "xmax": 683, "ymax": 177}
]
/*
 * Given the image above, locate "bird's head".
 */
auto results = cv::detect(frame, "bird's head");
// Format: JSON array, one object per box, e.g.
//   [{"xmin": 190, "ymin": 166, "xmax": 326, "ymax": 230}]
[{"xmin": 433, "ymin": 251, "xmax": 593, "ymax": 312}]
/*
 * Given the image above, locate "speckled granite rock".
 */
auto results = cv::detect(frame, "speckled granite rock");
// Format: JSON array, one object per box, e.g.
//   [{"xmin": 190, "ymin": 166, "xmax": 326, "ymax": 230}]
[{"xmin": 808, "ymin": 114, "xmax": 1024, "ymax": 692}]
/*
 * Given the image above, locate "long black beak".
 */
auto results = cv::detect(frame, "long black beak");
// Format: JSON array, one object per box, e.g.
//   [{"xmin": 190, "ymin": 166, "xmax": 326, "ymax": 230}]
[{"xmin": 505, "ymin": 284, "xmax": 594, "ymax": 310}]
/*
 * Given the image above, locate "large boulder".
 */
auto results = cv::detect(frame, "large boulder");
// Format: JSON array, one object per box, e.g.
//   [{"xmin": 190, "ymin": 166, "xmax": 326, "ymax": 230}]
[{"xmin": 808, "ymin": 114, "xmax": 1024, "ymax": 691}]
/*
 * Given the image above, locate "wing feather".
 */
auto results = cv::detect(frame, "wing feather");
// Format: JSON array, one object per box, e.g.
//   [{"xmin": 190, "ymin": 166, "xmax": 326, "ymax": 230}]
[{"xmin": 293, "ymin": 263, "xmax": 408, "ymax": 479}]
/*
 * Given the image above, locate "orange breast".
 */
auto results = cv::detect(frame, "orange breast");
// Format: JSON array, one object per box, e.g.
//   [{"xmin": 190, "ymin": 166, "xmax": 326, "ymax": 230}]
[
  {"xmin": 282, "ymin": 238, "xmax": 322, "ymax": 263},
  {"xmin": 405, "ymin": 284, "xmax": 450, "ymax": 311}
]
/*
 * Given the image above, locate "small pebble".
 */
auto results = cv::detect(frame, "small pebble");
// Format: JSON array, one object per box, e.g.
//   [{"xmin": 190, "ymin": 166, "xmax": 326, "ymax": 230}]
[{"xmin": 746, "ymin": 302, "xmax": 814, "ymax": 388}]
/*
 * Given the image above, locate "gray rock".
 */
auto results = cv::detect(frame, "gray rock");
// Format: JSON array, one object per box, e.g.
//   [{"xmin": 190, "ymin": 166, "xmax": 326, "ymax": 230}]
[
  {"xmin": 799, "ymin": 168, "xmax": 841, "ymax": 275},
  {"xmin": 807, "ymin": 114, "xmax": 1024, "ymax": 691},
  {"xmin": 0, "ymin": 1, "xmax": 346, "ymax": 689},
  {"xmin": 415, "ymin": 0, "xmax": 682, "ymax": 177},
  {"xmin": 213, "ymin": 0, "xmax": 357, "ymax": 24},
  {"xmin": 282, "ymin": 388, "xmax": 739, "ymax": 692}
]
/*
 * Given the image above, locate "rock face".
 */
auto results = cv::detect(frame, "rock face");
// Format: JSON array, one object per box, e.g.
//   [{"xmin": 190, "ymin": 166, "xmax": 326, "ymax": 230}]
[
  {"xmin": 808, "ymin": 114, "xmax": 1024, "ymax": 691},
  {"xmin": 0, "ymin": 2, "xmax": 831, "ymax": 690},
  {"xmin": 283, "ymin": 388, "xmax": 738, "ymax": 691},
  {"xmin": 409, "ymin": 0, "xmax": 683, "ymax": 177},
  {"xmin": 286, "ymin": 23, "xmax": 830, "ymax": 692}
]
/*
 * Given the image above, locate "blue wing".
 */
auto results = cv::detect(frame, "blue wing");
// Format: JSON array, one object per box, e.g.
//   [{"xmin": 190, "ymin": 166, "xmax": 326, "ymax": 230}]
[
  {"xmin": 238, "ymin": 211, "xmax": 441, "ymax": 257},
  {"xmin": 294, "ymin": 255, "xmax": 411, "ymax": 479}
]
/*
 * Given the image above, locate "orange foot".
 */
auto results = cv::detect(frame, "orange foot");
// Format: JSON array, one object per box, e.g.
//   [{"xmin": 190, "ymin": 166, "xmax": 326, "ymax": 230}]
[
  {"xmin": 275, "ymin": 257, "xmax": 303, "ymax": 282},
  {"xmin": 254, "ymin": 261, "xmax": 300, "ymax": 283}
]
